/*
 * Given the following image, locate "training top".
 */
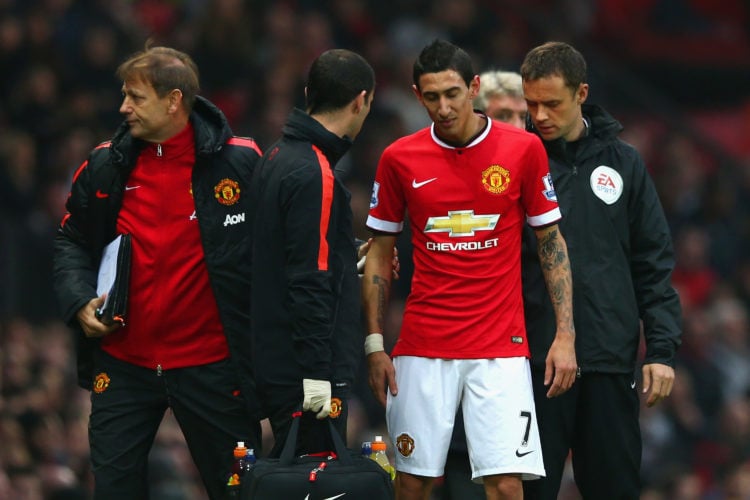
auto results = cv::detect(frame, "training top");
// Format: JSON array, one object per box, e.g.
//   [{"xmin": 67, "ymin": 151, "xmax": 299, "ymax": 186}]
[
  {"xmin": 53, "ymin": 96, "xmax": 263, "ymax": 413},
  {"xmin": 367, "ymin": 116, "xmax": 560, "ymax": 359},
  {"xmin": 522, "ymin": 103, "xmax": 682, "ymax": 374}
]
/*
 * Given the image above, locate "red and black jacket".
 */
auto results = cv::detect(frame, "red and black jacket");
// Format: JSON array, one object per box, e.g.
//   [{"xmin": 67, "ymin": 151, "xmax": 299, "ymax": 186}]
[
  {"xmin": 248, "ymin": 108, "xmax": 362, "ymax": 403},
  {"xmin": 53, "ymin": 97, "xmax": 263, "ymax": 417}
]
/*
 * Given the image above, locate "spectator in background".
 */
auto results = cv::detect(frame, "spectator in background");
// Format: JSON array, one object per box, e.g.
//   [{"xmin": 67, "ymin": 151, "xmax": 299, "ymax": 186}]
[
  {"xmin": 474, "ymin": 70, "xmax": 527, "ymax": 129},
  {"xmin": 520, "ymin": 41, "xmax": 682, "ymax": 499},
  {"xmin": 442, "ymin": 67, "xmax": 529, "ymax": 500},
  {"xmin": 363, "ymin": 39, "xmax": 576, "ymax": 500},
  {"xmin": 52, "ymin": 45, "xmax": 263, "ymax": 499},
  {"xmin": 249, "ymin": 48, "xmax": 375, "ymax": 456}
]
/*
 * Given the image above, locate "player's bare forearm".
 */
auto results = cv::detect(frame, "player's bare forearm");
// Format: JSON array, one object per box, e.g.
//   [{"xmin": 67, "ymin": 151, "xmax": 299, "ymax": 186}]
[
  {"xmin": 535, "ymin": 224, "xmax": 577, "ymax": 395},
  {"xmin": 362, "ymin": 235, "xmax": 397, "ymax": 334},
  {"xmin": 535, "ymin": 224, "xmax": 575, "ymax": 338}
]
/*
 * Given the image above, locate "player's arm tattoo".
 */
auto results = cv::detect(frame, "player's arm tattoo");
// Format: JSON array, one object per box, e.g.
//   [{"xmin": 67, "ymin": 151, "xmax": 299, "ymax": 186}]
[
  {"xmin": 370, "ymin": 274, "xmax": 390, "ymax": 332},
  {"xmin": 537, "ymin": 226, "xmax": 575, "ymax": 333}
]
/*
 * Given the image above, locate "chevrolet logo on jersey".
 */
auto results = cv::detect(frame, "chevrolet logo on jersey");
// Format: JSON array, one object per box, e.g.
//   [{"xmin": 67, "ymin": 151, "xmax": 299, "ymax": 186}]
[{"xmin": 424, "ymin": 210, "xmax": 499, "ymax": 237}]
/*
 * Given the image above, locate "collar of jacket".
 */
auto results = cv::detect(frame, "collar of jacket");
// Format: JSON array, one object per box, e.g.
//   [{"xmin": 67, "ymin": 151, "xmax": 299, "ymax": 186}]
[
  {"xmin": 530, "ymin": 103, "xmax": 624, "ymax": 162},
  {"xmin": 282, "ymin": 108, "xmax": 353, "ymax": 167},
  {"xmin": 108, "ymin": 95, "xmax": 233, "ymax": 167}
]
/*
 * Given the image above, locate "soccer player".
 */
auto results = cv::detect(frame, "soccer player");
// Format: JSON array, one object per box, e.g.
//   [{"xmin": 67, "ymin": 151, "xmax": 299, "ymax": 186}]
[
  {"xmin": 362, "ymin": 39, "xmax": 577, "ymax": 500},
  {"xmin": 443, "ymin": 67, "xmax": 531, "ymax": 500}
]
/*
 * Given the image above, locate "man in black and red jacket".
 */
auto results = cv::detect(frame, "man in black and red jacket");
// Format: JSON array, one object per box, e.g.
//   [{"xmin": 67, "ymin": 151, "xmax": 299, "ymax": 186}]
[
  {"xmin": 53, "ymin": 46, "xmax": 262, "ymax": 500},
  {"xmin": 249, "ymin": 49, "xmax": 375, "ymax": 456}
]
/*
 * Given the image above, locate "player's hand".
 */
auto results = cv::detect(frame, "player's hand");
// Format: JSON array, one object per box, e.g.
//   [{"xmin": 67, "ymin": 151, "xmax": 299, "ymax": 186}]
[
  {"xmin": 357, "ymin": 238, "xmax": 400, "ymax": 279},
  {"xmin": 76, "ymin": 296, "xmax": 122, "ymax": 338},
  {"xmin": 390, "ymin": 245, "xmax": 400, "ymax": 280},
  {"xmin": 544, "ymin": 331, "xmax": 577, "ymax": 398},
  {"xmin": 302, "ymin": 379, "xmax": 332, "ymax": 419},
  {"xmin": 367, "ymin": 351, "xmax": 397, "ymax": 407},
  {"xmin": 641, "ymin": 363, "xmax": 674, "ymax": 407}
]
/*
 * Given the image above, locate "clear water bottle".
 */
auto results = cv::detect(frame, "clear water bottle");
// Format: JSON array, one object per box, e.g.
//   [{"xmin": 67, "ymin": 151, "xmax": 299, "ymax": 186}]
[{"xmin": 370, "ymin": 435, "xmax": 395, "ymax": 481}]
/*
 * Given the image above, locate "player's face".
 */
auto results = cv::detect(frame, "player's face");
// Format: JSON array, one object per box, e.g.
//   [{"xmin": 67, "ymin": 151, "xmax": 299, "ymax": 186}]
[
  {"xmin": 414, "ymin": 70, "xmax": 479, "ymax": 144},
  {"xmin": 119, "ymin": 78, "xmax": 175, "ymax": 143},
  {"xmin": 484, "ymin": 95, "xmax": 528, "ymax": 130},
  {"xmin": 523, "ymin": 74, "xmax": 587, "ymax": 142}
]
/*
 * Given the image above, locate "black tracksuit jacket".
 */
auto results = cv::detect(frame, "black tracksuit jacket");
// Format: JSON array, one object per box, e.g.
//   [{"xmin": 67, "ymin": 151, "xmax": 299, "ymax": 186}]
[
  {"xmin": 522, "ymin": 103, "xmax": 682, "ymax": 374},
  {"xmin": 53, "ymin": 97, "xmax": 263, "ymax": 417},
  {"xmin": 249, "ymin": 109, "xmax": 361, "ymax": 402}
]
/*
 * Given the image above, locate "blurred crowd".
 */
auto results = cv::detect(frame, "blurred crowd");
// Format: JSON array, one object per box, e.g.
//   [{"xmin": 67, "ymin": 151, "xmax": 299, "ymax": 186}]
[{"xmin": 1, "ymin": 0, "xmax": 749, "ymax": 498}]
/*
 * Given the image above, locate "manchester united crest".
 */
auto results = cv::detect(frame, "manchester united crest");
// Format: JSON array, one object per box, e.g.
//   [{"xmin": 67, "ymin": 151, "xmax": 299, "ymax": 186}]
[
  {"xmin": 93, "ymin": 373, "xmax": 110, "ymax": 394},
  {"xmin": 481, "ymin": 165, "xmax": 510, "ymax": 195},
  {"xmin": 396, "ymin": 433, "xmax": 415, "ymax": 458},
  {"xmin": 214, "ymin": 178, "xmax": 241, "ymax": 206},
  {"xmin": 329, "ymin": 397, "xmax": 343, "ymax": 418}
]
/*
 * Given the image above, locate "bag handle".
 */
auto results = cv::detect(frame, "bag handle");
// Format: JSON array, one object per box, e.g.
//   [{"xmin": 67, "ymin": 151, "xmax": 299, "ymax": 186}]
[{"xmin": 279, "ymin": 411, "xmax": 353, "ymax": 466}]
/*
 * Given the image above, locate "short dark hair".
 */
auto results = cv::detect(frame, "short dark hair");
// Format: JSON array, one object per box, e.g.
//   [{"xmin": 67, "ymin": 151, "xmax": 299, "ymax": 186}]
[
  {"xmin": 413, "ymin": 39, "xmax": 475, "ymax": 89},
  {"xmin": 520, "ymin": 41, "xmax": 587, "ymax": 93},
  {"xmin": 116, "ymin": 45, "xmax": 200, "ymax": 111},
  {"xmin": 305, "ymin": 49, "xmax": 375, "ymax": 115}
]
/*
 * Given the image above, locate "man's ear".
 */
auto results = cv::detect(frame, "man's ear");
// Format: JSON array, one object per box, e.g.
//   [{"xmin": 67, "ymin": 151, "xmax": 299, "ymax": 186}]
[
  {"xmin": 469, "ymin": 74, "xmax": 480, "ymax": 99},
  {"xmin": 352, "ymin": 90, "xmax": 367, "ymax": 114},
  {"xmin": 411, "ymin": 84, "xmax": 422, "ymax": 103},
  {"xmin": 168, "ymin": 89, "xmax": 183, "ymax": 113},
  {"xmin": 576, "ymin": 83, "xmax": 589, "ymax": 105}
]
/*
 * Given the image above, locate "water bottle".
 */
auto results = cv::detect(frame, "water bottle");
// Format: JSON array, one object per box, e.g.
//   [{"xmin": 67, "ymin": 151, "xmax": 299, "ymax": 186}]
[
  {"xmin": 243, "ymin": 448, "xmax": 257, "ymax": 474},
  {"xmin": 361, "ymin": 440, "xmax": 372, "ymax": 457},
  {"xmin": 232, "ymin": 441, "xmax": 248, "ymax": 478},
  {"xmin": 370, "ymin": 435, "xmax": 395, "ymax": 480}
]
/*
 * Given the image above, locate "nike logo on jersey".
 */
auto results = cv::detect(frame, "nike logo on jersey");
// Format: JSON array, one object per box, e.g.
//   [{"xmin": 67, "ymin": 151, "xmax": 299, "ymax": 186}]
[
  {"xmin": 125, "ymin": 185, "xmax": 141, "ymax": 191},
  {"xmin": 630, "ymin": 380, "xmax": 636, "ymax": 389},
  {"xmin": 515, "ymin": 449, "xmax": 534, "ymax": 458},
  {"xmin": 95, "ymin": 190, "xmax": 109, "ymax": 198},
  {"xmin": 304, "ymin": 494, "xmax": 346, "ymax": 500},
  {"xmin": 412, "ymin": 177, "xmax": 437, "ymax": 188}
]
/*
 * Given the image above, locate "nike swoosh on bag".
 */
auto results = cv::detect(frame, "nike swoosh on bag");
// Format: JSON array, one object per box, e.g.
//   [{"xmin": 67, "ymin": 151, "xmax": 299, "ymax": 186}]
[{"xmin": 412, "ymin": 177, "xmax": 437, "ymax": 188}]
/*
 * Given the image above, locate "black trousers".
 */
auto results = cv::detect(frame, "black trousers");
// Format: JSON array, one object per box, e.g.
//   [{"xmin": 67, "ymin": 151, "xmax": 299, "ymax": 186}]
[
  {"xmin": 523, "ymin": 369, "xmax": 641, "ymax": 500},
  {"xmin": 89, "ymin": 349, "xmax": 261, "ymax": 500}
]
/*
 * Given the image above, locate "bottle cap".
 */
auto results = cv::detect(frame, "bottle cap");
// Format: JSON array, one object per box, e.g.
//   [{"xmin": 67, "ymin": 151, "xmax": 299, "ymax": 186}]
[
  {"xmin": 372, "ymin": 440, "xmax": 387, "ymax": 452},
  {"xmin": 234, "ymin": 441, "xmax": 248, "ymax": 458}
]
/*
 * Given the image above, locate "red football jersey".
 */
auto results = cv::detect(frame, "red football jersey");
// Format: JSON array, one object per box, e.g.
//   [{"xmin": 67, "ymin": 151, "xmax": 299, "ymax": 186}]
[{"xmin": 367, "ymin": 118, "xmax": 560, "ymax": 359}]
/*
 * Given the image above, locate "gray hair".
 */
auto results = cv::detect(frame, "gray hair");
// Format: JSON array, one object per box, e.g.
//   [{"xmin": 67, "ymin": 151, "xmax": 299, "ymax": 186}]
[{"xmin": 475, "ymin": 71, "xmax": 523, "ymax": 111}]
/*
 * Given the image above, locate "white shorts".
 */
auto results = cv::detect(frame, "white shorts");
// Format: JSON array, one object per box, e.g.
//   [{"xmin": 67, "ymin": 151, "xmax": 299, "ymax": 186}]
[{"xmin": 386, "ymin": 356, "xmax": 545, "ymax": 481}]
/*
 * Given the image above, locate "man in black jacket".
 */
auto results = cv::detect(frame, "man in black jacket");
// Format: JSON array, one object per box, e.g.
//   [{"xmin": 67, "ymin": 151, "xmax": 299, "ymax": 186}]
[
  {"xmin": 53, "ymin": 46, "xmax": 262, "ymax": 500},
  {"xmin": 249, "ymin": 49, "xmax": 375, "ymax": 456},
  {"xmin": 519, "ymin": 41, "xmax": 683, "ymax": 499}
]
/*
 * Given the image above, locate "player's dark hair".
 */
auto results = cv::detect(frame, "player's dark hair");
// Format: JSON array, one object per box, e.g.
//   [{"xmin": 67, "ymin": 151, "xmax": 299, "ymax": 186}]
[
  {"xmin": 117, "ymin": 44, "xmax": 200, "ymax": 111},
  {"xmin": 412, "ymin": 39, "xmax": 475, "ymax": 89},
  {"xmin": 520, "ymin": 41, "xmax": 587, "ymax": 94},
  {"xmin": 306, "ymin": 49, "xmax": 375, "ymax": 115}
]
